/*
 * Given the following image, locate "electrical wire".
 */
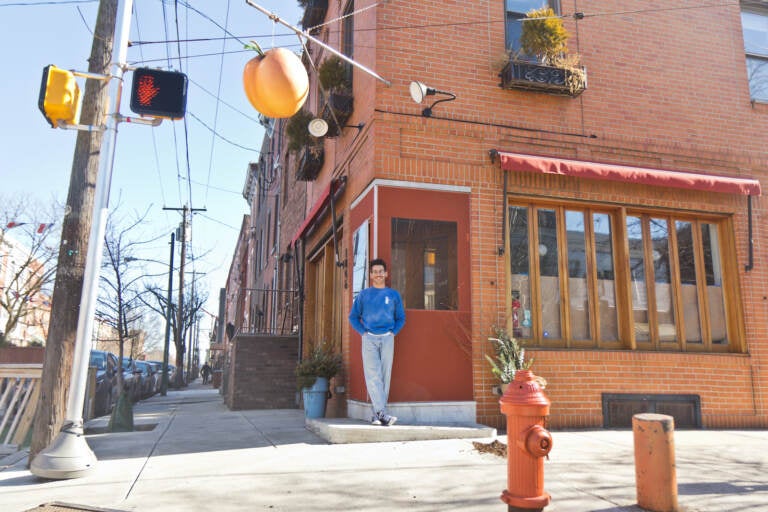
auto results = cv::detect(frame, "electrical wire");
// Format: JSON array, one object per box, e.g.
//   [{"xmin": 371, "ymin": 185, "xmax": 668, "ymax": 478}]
[
  {"xmin": 132, "ymin": 2, "xmax": 168, "ymax": 208},
  {"xmin": 204, "ymin": 0, "xmax": 232, "ymax": 207},
  {"xmin": 181, "ymin": 177, "xmax": 242, "ymax": 196},
  {"xmin": 188, "ymin": 76, "xmax": 262, "ymax": 124},
  {"xmin": 187, "ymin": 112, "xmax": 262, "ymax": 153},
  {"xmin": 129, "ymin": 31, "xmax": 296, "ymax": 47},
  {"xmin": 128, "ymin": 45, "xmax": 301, "ymax": 65},
  {"xmin": 0, "ymin": 0, "xmax": 96, "ymax": 6},
  {"xmin": 197, "ymin": 213, "xmax": 239, "ymax": 231}
]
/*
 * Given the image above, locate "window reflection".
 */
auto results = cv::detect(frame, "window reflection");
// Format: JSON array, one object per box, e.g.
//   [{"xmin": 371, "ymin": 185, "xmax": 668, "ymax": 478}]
[
  {"xmin": 509, "ymin": 206, "xmax": 532, "ymax": 339},
  {"xmin": 627, "ymin": 216, "xmax": 650, "ymax": 342},
  {"xmin": 650, "ymin": 218, "xmax": 676, "ymax": 342},
  {"xmin": 594, "ymin": 213, "xmax": 618, "ymax": 342},
  {"xmin": 702, "ymin": 223, "xmax": 727, "ymax": 344},
  {"xmin": 391, "ymin": 218, "xmax": 457, "ymax": 310},
  {"xmin": 566, "ymin": 210, "xmax": 590, "ymax": 341},
  {"xmin": 352, "ymin": 220, "xmax": 368, "ymax": 299},
  {"xmin": 538, "ymin": 209, "xmax": 561, "ymax": 339},
  {"xmin": 676, "ymin": 220, "xmax": 702, "ymax": 343}
]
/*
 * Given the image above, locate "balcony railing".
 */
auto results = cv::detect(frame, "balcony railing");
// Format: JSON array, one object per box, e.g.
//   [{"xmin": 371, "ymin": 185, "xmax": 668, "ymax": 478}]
[
  {"xmin": 233, "ymin": 288, "xmax": 300, "ymax": 337},
  {"xmin": 500, "ymin": 59, "xmax": 587, "ymax": 96}
]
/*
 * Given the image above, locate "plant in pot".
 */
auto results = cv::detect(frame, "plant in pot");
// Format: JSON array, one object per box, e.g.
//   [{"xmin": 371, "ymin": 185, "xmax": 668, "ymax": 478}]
[
  {"xmin": 285, "ymin": 109, "xmax": 324, "ymax": 180},
  {"xmin": 296, "ymin": 340, "xmax": 343, "ymax": 418},
  {"xmin": 500, "ymin": 7, "xmax": 586, "ymax": 96},
  {"xmin": 318, "ymin": 55, "xmax": 353, "ymax": 136},
  {"xmin": 485, "ymin": 327, "xmax": 539, "ymax": 396},
  {"xmin": 298, "ymin": 0, "xmax": 328, "ymax": 31}
]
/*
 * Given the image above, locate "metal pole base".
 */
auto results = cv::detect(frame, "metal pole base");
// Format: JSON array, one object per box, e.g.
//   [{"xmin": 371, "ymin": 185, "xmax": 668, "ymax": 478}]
[{"xmin": 30, "ymin": 424, "xmax": 97, "ymax": 479}]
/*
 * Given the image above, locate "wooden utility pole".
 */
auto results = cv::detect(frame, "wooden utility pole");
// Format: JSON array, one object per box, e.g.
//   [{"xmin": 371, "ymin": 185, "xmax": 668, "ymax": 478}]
[
  {"xmin": 29, "ymin": 0, "xmax": 118, "ymax": 464},
  {"xmin": 163, "ymin": 205, "xmax": 204, "ymax": 386}
]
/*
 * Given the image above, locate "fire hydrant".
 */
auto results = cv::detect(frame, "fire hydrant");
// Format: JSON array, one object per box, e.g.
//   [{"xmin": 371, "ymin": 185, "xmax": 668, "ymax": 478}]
[{"xmin": 500, "ymin": 369, "xmax": 552, "ymax": 512}]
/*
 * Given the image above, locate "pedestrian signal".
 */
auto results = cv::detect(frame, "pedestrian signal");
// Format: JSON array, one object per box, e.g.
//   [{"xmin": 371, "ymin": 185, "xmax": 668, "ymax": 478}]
[
  {"xmin": 130, "ymin": 68, "xmax": 188, "ymax": 119},
  {"xmin": 38, "ymin": 65, "xmax": 81, "ymax": 128}
]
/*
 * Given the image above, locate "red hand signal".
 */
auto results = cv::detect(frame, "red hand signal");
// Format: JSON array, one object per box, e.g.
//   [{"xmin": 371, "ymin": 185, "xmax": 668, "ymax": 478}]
[{"xmin": 136, "ymin": 75, "xmax": 160, "ymax": 106}]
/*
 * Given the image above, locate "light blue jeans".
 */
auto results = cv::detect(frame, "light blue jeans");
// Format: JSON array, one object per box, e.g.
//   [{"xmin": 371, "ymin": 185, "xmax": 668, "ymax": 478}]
[{"xmin": 361, "ymin": 332, "xmax": 395, "ymax": 416}]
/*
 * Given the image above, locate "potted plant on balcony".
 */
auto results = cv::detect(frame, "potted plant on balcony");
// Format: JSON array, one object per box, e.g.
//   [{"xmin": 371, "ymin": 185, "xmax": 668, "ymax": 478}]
[
  {"xmin": 286, "ymin": 109, "xmax": 324, "ymax": 180},
  {"xmin": 499, "ymin": 7, "xmax": 586, "ymax": 96},
  {"xmin": 296, "ymin": 341, "xmax": 343, "ymax": 418},
  {"xmin": 485, "ymin": 327, "xmax": 541, "ymax": 396},
  {"xmin": 318, "ymin": 55, "xmax": 354, "ymax": 136},
  {"xmin": 299, "ymin": 0, "xmax": 328, "ymax": 31}
]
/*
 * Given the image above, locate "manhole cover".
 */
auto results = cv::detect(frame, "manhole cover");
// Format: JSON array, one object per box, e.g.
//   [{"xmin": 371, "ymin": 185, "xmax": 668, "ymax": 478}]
[{"xmin": 25, "ymin": 502, "xmax": 126, "ymax": 512}]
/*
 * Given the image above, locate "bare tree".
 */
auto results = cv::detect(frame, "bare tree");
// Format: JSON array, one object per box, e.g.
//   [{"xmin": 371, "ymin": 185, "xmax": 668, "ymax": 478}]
[
  {"xmin": 140, "ymin": 280, "xmax": 207, "ymax": 387},
  {"xmin": 0, "ymin": 196, "xmax": 59, "ymax": 346},
  {"xmin": 96, "ymin": 208, "xmax": 161, "ymax": 392}
]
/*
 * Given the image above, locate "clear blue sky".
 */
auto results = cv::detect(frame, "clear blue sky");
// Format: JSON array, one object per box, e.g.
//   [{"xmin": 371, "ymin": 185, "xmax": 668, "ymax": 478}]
[{"xmin": 0, "ymin": 0, "xmax": 303, "ymax": 354}]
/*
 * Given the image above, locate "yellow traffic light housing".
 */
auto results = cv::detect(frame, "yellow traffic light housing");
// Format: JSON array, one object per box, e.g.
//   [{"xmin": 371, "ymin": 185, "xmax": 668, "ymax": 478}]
[{"xmin": 38, "ymin": 65, "xmax": 82, "ymax": 128}]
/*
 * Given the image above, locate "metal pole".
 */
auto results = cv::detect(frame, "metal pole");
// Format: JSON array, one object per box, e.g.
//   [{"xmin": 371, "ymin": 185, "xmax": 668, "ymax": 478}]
[
  {"xmin": 161, "ymin": 232, "xmax": 175, "ymax": 396},
  {"xmin": 244, "ymin": 0, "xmax": 391, "ymax": 86},
  {"xmin": 31, "ymin": 0, "xmax": 134, "ymax": 479}
]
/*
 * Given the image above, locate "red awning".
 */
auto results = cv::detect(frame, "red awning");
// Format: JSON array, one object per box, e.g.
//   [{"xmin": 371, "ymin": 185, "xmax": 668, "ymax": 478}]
[
  {"xmin": 495, "ymin": 151, "xmax": 762, "ymax": 196},
  {"xmin": 290, "ymin": 178, "xmax": 345, "ymax": 247}
]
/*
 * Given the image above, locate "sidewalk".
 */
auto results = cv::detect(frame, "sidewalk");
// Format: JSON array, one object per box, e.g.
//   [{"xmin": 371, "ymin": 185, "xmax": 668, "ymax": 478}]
[{"xmin": 1, "ymin": 382, "xmax": 766, "ymax": 512}]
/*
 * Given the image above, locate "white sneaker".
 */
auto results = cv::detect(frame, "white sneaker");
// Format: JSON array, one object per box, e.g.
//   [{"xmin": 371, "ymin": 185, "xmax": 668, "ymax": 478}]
[{"xmin": 371, "ymin": 415, "xmax": 382, "ymax": 426}]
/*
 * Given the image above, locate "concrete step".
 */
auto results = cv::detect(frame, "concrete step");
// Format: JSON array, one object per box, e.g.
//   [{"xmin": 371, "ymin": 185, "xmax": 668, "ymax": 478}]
[{"xmin": 306, "ymin": 417, "xmax": 497, "ymax": 444}]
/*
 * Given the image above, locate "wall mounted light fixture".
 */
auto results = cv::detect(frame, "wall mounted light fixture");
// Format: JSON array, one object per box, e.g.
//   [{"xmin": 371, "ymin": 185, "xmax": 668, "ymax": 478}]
[
  {"xmin": 409, "ymin": 81, "xmax": 456, "ymax": 117},
  {"xmin": 307, "ymin": 118, "xmax": 365, "ymax": 137}
]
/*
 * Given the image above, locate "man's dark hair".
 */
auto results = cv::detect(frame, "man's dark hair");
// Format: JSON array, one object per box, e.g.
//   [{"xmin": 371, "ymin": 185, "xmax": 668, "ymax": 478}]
[{"xmin": 369, "ymin": 258, "xmax": 387, "ymax": 271}]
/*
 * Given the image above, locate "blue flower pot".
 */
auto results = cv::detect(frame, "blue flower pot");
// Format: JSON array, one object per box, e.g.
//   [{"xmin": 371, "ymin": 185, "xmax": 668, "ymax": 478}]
[{"xmin": 302, "ymin": 377, "xmax": 329, "ymax": 418}]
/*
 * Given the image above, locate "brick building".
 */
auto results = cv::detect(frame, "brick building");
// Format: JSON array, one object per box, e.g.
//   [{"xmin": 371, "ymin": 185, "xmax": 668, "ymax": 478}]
[{"xmin": 226, "ymin": 0, "xmax": 767, "ymax": 429}]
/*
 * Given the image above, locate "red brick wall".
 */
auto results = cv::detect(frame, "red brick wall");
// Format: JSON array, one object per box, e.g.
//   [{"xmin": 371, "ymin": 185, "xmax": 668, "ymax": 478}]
[
  {"xmin": 225, "ymin": 334, "xmax": 298, "ymax": 410},
  {"xmin": 297, "ymin": 1, "xmax": 767, "ymax": 428}
]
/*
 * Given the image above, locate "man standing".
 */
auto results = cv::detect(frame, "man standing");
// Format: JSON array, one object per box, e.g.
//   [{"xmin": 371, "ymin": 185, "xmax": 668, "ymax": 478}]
[
  {"xmin": 348, "ymin": 258, "xmax": 406, "ymax": 426},
  {"xmin": 200, "ymin": 362, "xmax": 212, "ymax": 384}
]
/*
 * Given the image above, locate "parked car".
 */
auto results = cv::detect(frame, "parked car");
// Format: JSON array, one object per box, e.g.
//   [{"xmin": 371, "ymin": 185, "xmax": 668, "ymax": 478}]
[
  {"xmin": 120, "ymin": 357, "xmax": 143, "ymax": 402},
  {"xmin": 88, "ymin": 350, "xmax": 119, "ymax": 416},
  {"xmin": 167, "ymin": 364, "xmax": 178, "ymax": 388},
  {"xmin": 146, "ymin": 361, "xmax": 164, "ymax": 393},
  {"xmin": 134, "ymin": 360, "xmax": 157, "ymax": 399}
]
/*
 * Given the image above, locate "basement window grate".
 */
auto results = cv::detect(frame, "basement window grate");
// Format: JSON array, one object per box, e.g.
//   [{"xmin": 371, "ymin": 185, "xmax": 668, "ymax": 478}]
[{"xmin": 602, "ymin": 393, "xmax": 701, "ymax": 429}]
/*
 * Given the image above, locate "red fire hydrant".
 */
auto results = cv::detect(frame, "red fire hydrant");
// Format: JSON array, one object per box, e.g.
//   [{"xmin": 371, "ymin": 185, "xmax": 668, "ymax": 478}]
[{"xmin": 500, "ymin": 369, "xmax": 552, "ymax": 512}]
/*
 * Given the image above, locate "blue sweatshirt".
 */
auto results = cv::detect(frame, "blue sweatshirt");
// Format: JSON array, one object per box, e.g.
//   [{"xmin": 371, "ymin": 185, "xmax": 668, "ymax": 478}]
[{"xmin": 348, "ymin": 287, "xmax": 406, "ymax": 336}]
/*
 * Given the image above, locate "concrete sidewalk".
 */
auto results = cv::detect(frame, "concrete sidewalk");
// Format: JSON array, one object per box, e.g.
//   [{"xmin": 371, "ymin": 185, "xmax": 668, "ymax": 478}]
[{"xmin": 1, "ymin": 382, "xmax": 767, "ymax": 512}]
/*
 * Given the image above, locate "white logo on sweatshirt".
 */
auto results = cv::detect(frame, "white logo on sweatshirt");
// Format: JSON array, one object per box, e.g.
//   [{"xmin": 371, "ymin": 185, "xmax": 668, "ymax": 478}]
[{"xmin": 385, "ymin": 296, "xmax": 390, "ymax": 305}]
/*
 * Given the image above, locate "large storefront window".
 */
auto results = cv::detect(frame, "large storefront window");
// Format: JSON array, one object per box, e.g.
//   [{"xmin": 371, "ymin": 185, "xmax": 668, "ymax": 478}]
[
  {"xmin": 508, "ymin": 202, "xmax": 738, "ymax": 352},
  {"xmin": 391, "ymin": 218, "xmax": 458, "ymax": 310}
]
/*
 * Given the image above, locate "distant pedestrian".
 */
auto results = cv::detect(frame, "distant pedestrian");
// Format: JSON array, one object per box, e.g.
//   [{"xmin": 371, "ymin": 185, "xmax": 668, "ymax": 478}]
[
  {"xmin": 201, "ymin": 362, "xmax": 212, "ymax": 384},
  {"xmin": 348, "ymin": 258, "xmax": 406, "ymax": 427}
]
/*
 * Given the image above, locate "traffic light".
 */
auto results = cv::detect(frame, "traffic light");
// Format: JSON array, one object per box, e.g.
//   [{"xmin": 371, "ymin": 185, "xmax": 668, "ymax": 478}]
[
  {"xmin": 38, "ymin": 65, "xmax": 81, "ymax": 128},
  {"xmin": 129, "ymin": 68, "xmax": 188, "ymax": 119}
]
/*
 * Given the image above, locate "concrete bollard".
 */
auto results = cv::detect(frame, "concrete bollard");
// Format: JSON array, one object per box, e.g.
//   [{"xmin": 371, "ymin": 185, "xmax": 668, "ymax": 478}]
[{"xmin": 632, "ymin": 413, "xmax": 679, "ymax": 512}]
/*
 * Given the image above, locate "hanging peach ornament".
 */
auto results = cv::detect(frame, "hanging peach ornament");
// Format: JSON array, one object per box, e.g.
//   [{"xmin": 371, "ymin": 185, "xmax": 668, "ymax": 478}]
[{"xmin": 243, "ymin": 43, "xmax": 309, "ymax": 119}]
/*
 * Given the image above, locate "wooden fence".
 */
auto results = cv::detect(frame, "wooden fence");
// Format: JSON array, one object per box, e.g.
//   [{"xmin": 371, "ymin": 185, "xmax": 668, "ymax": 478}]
[{"xmin": 0, "ymin": 364, "xmax": 43, "ymax": 456}]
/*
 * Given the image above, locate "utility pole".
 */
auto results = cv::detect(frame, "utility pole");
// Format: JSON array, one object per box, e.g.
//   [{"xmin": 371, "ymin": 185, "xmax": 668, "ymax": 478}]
[
  {"xmin": 29, "ymin": 0, "xmax": 123, "ymax": 470},
  {"xmin": 30, "ymin": 0, "xmax": 134, "ymax": 477},
  {"xmin": 163, "ymin": 205, "xmax": 204, "ymax": 386}
]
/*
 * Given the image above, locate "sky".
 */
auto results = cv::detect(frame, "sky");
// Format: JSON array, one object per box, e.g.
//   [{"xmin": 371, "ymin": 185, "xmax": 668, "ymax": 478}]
[{"xmin": 0, "ymin": 0, "xmax": 304, "ymax": 358}]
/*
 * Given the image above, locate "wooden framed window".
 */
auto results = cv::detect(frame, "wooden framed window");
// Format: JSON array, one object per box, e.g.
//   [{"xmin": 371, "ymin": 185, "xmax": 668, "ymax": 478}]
[{"xmin": 507, "ymin": 201, "xmax": 741, "ymax": 353}]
